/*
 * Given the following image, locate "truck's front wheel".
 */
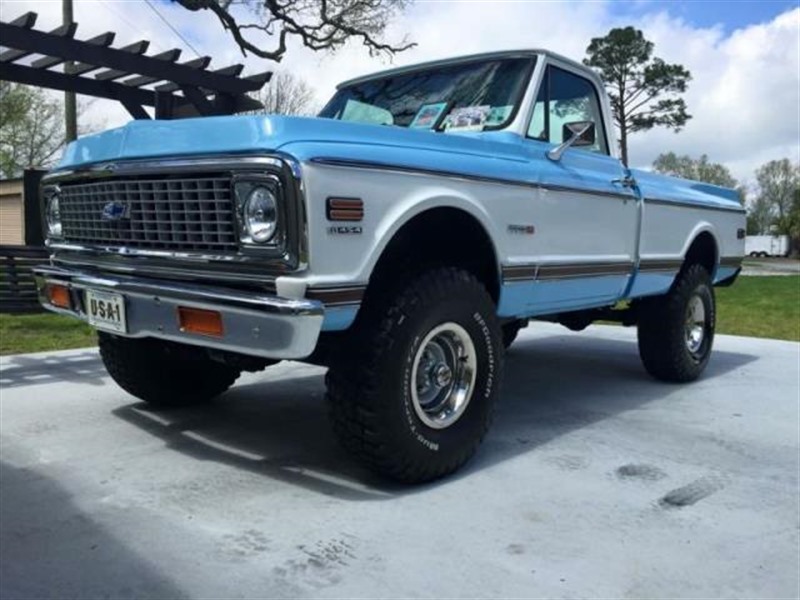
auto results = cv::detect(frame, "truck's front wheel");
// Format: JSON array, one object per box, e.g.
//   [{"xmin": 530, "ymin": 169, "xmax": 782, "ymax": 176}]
[
  {"xmin": 327, "ymin": 267, "xmax": 503, "ymax": 483},
  {"xmin": 98, "ymin": 333, "xmax": 241, "ymax": 407},
  {"xmin": 637, "ymin": 263, "xmax": 716, "ymax": 382}
]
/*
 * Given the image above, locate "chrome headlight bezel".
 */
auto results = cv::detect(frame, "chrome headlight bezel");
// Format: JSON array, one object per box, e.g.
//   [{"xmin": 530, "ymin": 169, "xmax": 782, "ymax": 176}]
[
  {"xmin": 44, "ymin": 186, "xmax": 63, "ymax": 238},
  {"xmin": 233, "ymin": 174, "xmax": 284, "ymax": 247}
]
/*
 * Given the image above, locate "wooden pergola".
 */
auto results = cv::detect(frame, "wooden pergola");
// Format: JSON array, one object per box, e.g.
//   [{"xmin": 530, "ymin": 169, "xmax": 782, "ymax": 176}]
[
  {"xmin": 0, "ymin": 12, "xmax": 274, "ymax": 313},
  {"xmin": 0, "ymin": 11, "xmax": 271, "ymax": 119}
]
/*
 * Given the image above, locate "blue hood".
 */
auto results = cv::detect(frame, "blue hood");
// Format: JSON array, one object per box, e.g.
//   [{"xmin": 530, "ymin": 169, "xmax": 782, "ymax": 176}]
[
  {"xmin": 58, "ymin": 114, "xmax": 524, "ymax": 169},
  {"xmin": 57, "ymin": 115, "xmax": 741, "ymax": 211}
]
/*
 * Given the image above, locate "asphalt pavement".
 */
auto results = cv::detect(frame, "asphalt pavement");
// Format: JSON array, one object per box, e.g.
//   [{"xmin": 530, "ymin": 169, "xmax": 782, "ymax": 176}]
[{"xmin": 1, "ymin": 324, "xmax": 798, "ymax": 599}]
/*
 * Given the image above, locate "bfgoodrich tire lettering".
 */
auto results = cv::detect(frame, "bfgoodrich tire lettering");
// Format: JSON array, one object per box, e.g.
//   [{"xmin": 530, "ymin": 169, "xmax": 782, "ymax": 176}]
[
  {"xmin": 326, "ymin": 267, "xmax": 503, "ymax": 483},
  {"xmin": 98, "ymin": 333, "xmax": 240, "ymax": 407},
  {"xmin": 637, "ymin": 263, "xmax": 716, "ymax": 382}
]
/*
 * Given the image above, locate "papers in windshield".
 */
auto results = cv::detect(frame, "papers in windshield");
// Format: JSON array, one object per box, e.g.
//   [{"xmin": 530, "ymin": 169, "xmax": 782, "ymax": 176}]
[
  {"xmin": 444, "ymin": 105, "xmax": 490, "ymax": 132},
  {"xmin": 410, "ymin": 102, "xmax": 449, "ymax": 129},
  {"xmin": 486, "ymin": 105, "xmax": 512, "ymax": 126},
  {"xmin": 342, "ymin": 99, "xmax": 394, "ymax": 125}
]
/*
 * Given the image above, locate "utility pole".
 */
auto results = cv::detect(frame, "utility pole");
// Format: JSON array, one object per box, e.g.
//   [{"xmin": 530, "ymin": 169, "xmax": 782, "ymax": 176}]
[{"xmin": 63, "ymin": 0, "xmax": 77, "ymax": 142}]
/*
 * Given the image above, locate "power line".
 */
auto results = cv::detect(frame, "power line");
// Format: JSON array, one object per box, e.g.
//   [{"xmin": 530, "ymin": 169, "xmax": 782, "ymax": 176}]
[
  {"xmin": 100, "ymin": 2, "xmax": 167, "ymax": 52},
  {"xmin": 143, "ymin": 0, "xmax": 203, "ymax": 59}
]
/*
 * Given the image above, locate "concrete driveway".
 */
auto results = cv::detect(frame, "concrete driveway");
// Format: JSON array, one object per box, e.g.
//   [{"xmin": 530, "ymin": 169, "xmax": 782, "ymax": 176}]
[{"xmin": 1, "ymin": 324, "xmax": 798, "ymax": 599}]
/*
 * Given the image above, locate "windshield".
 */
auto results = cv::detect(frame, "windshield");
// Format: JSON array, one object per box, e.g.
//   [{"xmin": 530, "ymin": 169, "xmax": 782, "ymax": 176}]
[{"xmin": 319, "ymin": 57, "xmax": 535, "ymax": 132}]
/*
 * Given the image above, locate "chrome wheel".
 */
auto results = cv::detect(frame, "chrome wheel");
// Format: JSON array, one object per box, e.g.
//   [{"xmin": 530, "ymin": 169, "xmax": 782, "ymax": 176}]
[
  {"xmin": 685, "ymin": 294, "xmax": 706, "ymax": 355},
  {"xmin": 411, "ymin": 322, "xmax": 477, "ymax": 429}
]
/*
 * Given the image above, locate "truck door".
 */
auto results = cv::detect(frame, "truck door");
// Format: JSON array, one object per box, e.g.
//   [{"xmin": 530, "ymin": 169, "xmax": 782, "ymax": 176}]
[{"xmin": 514, "ymin": 63, "xmax": 640, "ymax": 315}]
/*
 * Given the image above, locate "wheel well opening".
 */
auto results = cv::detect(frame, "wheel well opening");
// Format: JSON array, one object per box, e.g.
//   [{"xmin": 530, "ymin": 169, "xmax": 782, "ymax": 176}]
[
  {"xmin": 684, "ymin": 232, "xmax": 717, "ymax": 274},
  {"xmin": 367, "ymin": 207, "xmax": 500, "ymax": 303}
]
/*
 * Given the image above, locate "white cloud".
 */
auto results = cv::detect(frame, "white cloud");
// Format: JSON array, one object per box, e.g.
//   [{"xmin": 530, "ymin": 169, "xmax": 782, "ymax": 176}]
[
  {"xmin": 622, "ymin": 7, "xmax": 800, "ymax": 184},
  {"xmin": 1, "ymin": 0, "xmax": 797, "ymax": 184}
]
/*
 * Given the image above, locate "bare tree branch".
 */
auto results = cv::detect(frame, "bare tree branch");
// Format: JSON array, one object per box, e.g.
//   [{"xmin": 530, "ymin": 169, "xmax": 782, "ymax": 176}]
[
  {"xmin": 250, "ymin": 70, "xmax": 318, "ymax": 115},
  {"xmin": 173, "ymin": 0, "xmax": 415, "ymax": 62}
]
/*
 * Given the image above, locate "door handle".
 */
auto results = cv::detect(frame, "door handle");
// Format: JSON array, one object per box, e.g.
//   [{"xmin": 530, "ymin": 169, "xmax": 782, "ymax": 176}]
[
  {"xmin": 612, "ymin": 175, "xmax": 636, "ymax": 189},
  {"xmin": 612, "ymin": 175, "xmax": 637, "ymax": 204}
]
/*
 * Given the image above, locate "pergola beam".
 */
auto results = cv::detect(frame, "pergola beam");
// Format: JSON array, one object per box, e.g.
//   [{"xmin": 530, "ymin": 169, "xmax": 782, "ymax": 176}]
[
  {"xmin": 0, "ymin": 22, "xmax": 266, "ymax": 95},
  {"xmin": 0, "ymin": 12, "xmax": 269, "ymax": 120},
  {"xmin": 31, "ymin": 31, "xmax": 116, "ymax": 70}
]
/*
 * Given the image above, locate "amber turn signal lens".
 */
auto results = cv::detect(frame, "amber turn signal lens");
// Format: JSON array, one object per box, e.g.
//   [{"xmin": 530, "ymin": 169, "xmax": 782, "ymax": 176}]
[
  {"xmin": 326, "ymin": 197, "xmax": 364, "ymax": 221},
  {"xmin": 47, "ymin": 284, "xmax": 71, "ymax": 309},
  {"xmin": 177, "ymin": 306, "xmax": 224, "ymax": 337}
]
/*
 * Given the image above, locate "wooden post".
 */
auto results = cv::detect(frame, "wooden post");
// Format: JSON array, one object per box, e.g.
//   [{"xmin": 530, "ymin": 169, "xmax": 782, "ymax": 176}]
[{"xmin": 63, "ymin": 0, "xmax": 77, "ymax": 142}]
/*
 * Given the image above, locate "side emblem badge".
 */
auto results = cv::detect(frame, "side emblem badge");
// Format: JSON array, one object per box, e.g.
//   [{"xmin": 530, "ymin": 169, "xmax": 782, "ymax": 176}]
[{"xmin": 508, "ymin": 224, "xmax": 535, "ymax": 235}]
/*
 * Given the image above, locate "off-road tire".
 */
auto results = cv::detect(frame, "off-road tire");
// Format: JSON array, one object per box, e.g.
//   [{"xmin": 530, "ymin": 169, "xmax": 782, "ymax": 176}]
[
  {"xmin": 637, "ymin": 264, "xmax": 716, "ymax": 382},
  {"xmin": 98, "ymin": 333, "xmax": 240, "ymax": 407},
  {"xmin": 326, "ymin": 267, "xmax": 503, "ymax": 483}
]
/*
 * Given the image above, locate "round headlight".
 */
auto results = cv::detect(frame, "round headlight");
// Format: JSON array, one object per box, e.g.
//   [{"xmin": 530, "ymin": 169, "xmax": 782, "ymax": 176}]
[
  {"xmin": 47, "ymin": 193, "xmax": 62, "ymax": 237},
  {"xmin": 244, "ymin": 186, "xmax": 278, "ymax": 243}
]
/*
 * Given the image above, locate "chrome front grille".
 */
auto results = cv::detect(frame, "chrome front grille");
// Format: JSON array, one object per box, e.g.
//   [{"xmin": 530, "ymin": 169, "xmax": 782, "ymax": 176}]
[{"xmin": 59, "ymin": 176, "xmax": 238, "ymax": 252}]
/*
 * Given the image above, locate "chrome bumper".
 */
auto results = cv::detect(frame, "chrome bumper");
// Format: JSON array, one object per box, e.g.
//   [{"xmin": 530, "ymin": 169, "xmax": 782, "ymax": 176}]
[{"xmin": 33, "ymin": 266, "xmax": 324, "ymax": 360}]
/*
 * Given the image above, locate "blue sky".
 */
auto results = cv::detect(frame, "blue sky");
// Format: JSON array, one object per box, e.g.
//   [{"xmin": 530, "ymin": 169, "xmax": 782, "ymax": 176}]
[
  {"xmin": 154, "ymin": 0, "xmax": 800, "ymax": 51},
  {"xmin": 610, "ymin": 0, "xmax": 799, "ymax": 32}
]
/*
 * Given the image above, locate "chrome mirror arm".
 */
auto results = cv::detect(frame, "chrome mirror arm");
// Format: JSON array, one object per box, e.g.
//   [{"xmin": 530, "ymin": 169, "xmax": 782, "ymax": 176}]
[{"xmin": 546, "ymin": 122, "xmax": 593, "ymax": 162}]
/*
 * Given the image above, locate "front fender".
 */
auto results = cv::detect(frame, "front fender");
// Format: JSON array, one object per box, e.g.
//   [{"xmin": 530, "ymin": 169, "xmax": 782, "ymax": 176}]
[
  {"xmin": 297, "ymin": 160, "xmax": 513, "ymax": 287},
  {"xmin": 365, "ymin": 188, "xmax": 503, "ymax": 282}
]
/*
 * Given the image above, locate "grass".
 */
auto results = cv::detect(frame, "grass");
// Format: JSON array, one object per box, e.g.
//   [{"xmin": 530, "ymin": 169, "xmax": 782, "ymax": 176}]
[
  {"xmin": 0, "ymin": 313, "xmax": 96, "ymax": 356},
  {"xmin": 716, "ymin": 276, "xmax": 800, "ymax": 342},
  {"xmin": 0, "ymin": 275, "xmax": 797, "ymax": 356}
]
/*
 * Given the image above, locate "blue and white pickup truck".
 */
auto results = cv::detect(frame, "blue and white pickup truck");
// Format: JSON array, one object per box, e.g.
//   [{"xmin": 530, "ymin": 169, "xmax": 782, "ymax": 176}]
[{"xmin": 35, "ymin": 49, "xmax": 745, "ymax": 482}]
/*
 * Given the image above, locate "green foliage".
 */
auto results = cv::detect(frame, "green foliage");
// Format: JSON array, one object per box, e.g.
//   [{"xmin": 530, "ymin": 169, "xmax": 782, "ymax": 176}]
[
  {"xmin": 0, "ymin": 313, "xmax": 95, "ymax": 356},
  {"xmin": 653, "ymin": 152, "xmax": 738, "ymax": 188},
  {"xmin": 755, "ymin": 159, "xmax": 800, "ymax": 238},
  {"xmin": 716, "ymin": 276, "xmax": 800, "ymax": 342},
  {"xmin": 0, "ymin": 82, "xmax": 64, "ymax": 178},
  {"xmin": 583, "ymin": 26, "xmax": 691, "ymax": 165},
  {"xmin": 747, "ymin": 195, "xmax": 774, "ymax": 235},
  {"xmin": 790, "ymin": 188, "xmax": 800, "ymax": 240}
]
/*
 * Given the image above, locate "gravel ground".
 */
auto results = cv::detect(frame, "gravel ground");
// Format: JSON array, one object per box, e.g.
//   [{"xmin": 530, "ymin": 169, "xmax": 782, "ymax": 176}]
[
  {"xmin": 741, "ymin": 257, "xmax": 800, "ymax": 276},
  {"xmin": 1, "ymin": 324, "xmax": 798, "ymax": 599}
]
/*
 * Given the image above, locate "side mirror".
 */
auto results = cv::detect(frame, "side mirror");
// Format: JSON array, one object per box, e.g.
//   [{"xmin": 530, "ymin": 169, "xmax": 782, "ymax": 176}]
[
  {"xmin": 564, "ymin": 121, "xmax": 595, "ymax": 147},
  {"xmin": 547, "ymin": 121, "xmax": 596, "ymax": 161}
]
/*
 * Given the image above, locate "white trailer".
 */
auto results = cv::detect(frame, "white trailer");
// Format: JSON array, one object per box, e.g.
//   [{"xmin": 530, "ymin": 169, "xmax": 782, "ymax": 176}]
[{"xmin": 745, "ymin": 235, "xmax": 790, "ymax": 257}]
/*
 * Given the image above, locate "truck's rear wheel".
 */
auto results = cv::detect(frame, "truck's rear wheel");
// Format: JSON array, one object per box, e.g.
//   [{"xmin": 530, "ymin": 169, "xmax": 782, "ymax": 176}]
[
  {"xmin": 637, "ymin": 263, "xmax": 715, "ymax": 382},
  {"xmin": 98, "ymin": 333, "xmax": 240, "ymax": 407},
  {"xmin": 326, "ymin": 267, "xmax": 503, "ymax": 483}
]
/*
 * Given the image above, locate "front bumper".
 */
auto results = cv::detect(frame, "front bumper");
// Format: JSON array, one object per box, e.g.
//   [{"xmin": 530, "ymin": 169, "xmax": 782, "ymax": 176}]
[{"xmin": 33, "ymin": 266, "xmax": 324, "ymax": 360}]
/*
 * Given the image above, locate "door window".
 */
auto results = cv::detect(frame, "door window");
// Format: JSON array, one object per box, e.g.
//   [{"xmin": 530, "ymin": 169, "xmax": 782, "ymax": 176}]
[{"xmin": 527, "ymin": 65, "xmax": 609, "ymax": 155}]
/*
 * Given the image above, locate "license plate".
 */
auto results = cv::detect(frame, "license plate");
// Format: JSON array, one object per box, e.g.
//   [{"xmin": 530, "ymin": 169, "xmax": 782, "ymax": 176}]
[{"xmin": 86, "ymin": 289, "xmax": 127, "ymax": 333}]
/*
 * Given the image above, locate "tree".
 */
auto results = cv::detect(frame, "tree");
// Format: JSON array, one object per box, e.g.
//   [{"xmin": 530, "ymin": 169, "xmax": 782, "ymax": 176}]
[
  {"xmin": 0, "ymin": 82, "xmax": 99, "ymax": 178},
  {"xmin": 173, "ymin": 0, "xmax": 415, "ymax": 62},
  {"xmin": 583, "ymin": 27, "xmax": 691, "ymax": 166},
  {"xmin": 256, "ymin": 71, "xmax": 317, "ymax": 115},
  {"xmin": 653, "ymin": 152, "xmax": 738, "ymax": 188},
  {"xmin": 785, "ymin": 188, "xmax": 800, "ymax": 254},
  {"xmin": 755, "ymin": 159, "xmax": 800, "ymax": 233},
  {"xmin": 746, "ymin": 196, "xmax": 774, "ymax": 236},
  {"xmin": 0, "ymin": 82, "xmax": 63, "ymax": 178}
]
